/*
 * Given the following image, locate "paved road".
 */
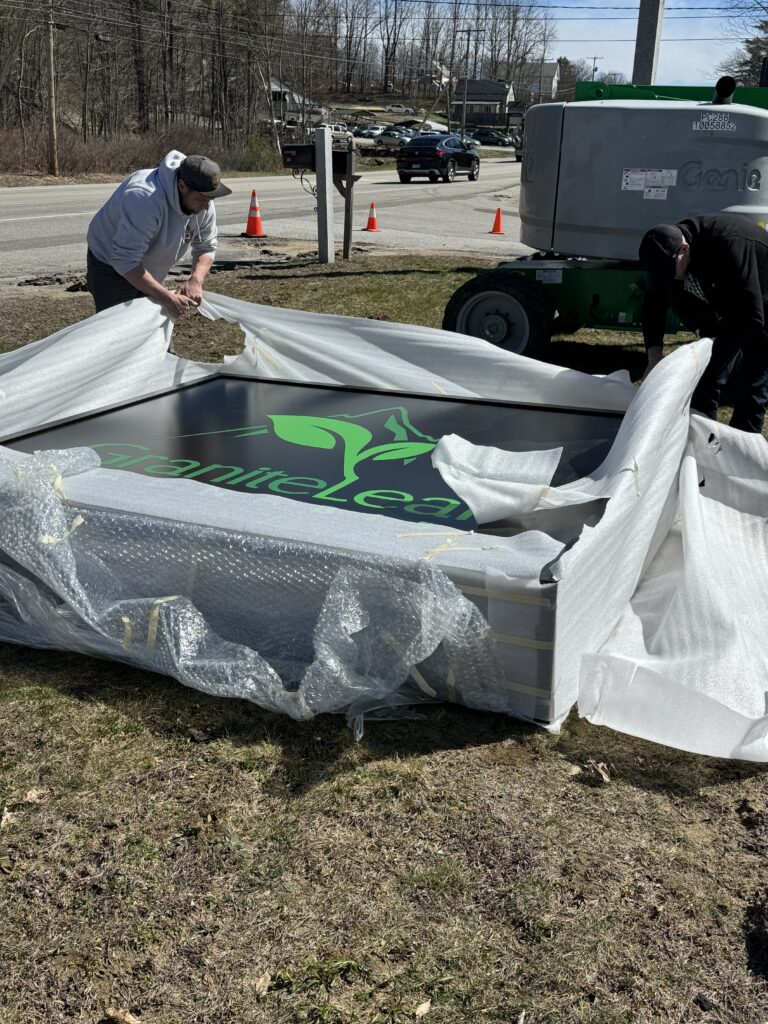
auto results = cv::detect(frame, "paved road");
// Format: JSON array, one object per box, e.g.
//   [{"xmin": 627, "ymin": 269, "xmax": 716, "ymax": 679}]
[{"xmin": 0, "ymin": 159, "xmax": 529, "ymax": 282}]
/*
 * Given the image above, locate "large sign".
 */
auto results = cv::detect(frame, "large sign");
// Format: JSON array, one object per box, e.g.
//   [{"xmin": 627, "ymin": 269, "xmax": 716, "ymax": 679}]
[{"xmin": 6, "ymin": 377, "xmax": 623, "ymax": 525}]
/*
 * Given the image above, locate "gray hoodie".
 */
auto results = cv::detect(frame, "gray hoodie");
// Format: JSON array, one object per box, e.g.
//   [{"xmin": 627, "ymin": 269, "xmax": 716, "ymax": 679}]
[{"xmin": 87, "ymin": 150, "xmax": 217, "ymax": 280}]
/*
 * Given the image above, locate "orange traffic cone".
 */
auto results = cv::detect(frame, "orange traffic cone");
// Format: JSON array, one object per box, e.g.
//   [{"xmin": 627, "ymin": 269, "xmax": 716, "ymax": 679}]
[
  {"xmin": 241, "ymin": 190, "xmax": 267, "ymax": 238},
  {"xmin": 490, "ymin": 208, "xmax": 504, "ymax": 235},
  {"xmin": 363, "ymin": 201, "xmax": 381, "ymax": 232}
]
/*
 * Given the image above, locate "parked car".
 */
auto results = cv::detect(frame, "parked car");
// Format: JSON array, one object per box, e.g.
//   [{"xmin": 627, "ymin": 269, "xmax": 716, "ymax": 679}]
[
  {"xmin": 396, "ymin": 135, "xmax": 480, "ymax": 183},
  {"xmin": 377, "ymin": 128, "xmax": 411, "ymax": 149},
  {"xmin": 317, "ymin": 122, "xmax": 352, "ymax": 140},
  {"xmin": 385, "ymin": 103, "xmax": 414, "ymax": 114},
  {"xmin": 354, "ymin": 124, "xmax": 382, "ymax": 137},
  {"xmin": 468, "ymin": 127, "xmax": 513, "ymax": 146},
  {"xmin": 358, "ymin": 123, "xmax": 387, "ymax": 137}
]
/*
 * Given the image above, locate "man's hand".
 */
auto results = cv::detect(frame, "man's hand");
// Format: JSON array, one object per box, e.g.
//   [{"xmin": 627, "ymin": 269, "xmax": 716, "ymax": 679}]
[
  {"xmin": 178, "ymin": 254, "xmax": 214, "ymax": 306},
  {"xmin": 162, "ymin": 291, "xmax": 198, "ymax": 319},
  {"xmin": 177, "ymin": 277, "xmax": 205, "ymax": 305},
  {"xmin": 640, "ymin": 346, "xmax": 664, "ymax": 383},
  {"xmin": 123, "ymin": 266, "xmax": 199, "ymax": 319}
]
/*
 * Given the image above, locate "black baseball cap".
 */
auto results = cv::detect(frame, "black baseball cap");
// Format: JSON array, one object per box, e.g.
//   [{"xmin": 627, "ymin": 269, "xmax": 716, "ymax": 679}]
[
  {"xmin": 178, "ymin": 155, "xmax": 232, "ymax": 199},
  {"xmin": 639, "ymin": 224, "xmax": 685, "ymax": 287}
]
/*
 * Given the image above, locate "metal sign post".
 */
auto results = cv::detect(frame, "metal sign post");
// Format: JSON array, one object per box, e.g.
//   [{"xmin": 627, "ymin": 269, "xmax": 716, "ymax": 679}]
[
  {"xmin": 315, "ymin": 127, "xmax": 335, "ymax": 264},
  {"xmin": 283, "ymin": 135, "xmax": 359, "ymax": 261}
]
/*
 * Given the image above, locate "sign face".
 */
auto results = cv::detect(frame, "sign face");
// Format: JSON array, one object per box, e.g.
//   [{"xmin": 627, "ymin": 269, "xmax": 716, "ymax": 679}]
[{"xmin": 6, "ymin": 377, "xmax": 622, "ymax": 526}]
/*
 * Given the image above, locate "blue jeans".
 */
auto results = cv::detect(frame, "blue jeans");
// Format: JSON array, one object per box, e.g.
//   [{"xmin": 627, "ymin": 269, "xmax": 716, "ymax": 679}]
[
  {"xmin": 690, "ymin": 332, "xmax": 768, "ymax": 434},
  {"xmin": 86, "ymin": 249, "xmax": 143, "ymax": 313}
]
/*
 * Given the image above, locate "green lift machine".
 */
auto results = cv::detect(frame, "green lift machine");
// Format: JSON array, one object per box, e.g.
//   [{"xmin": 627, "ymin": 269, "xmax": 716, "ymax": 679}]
[{"xmin": 442, "ymin": 78, "xmax": 768, "ymax": 357}]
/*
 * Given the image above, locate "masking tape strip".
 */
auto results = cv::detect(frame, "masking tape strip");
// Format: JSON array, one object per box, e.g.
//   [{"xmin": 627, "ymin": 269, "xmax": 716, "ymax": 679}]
[
  {"xmin": 38, "ymin": 514, "xmax": 84, "ymax": 545},
  {"xmin": 446, "ymin": 669, "xmax": 457, "ymax": 702},
  {"xmin": 379, "ymin": 630, "xmax": 436, "ymax": 697},
  {"xmin": 491, "ymin": 631, "xmax": 554, "ymax": 651},
  {"xmin": 458, "ymin": 585, "xmax": 553, "ymax": 608},
  {"xmin": 409, "ymin": 665, "xmax": 438, "ymax": 698},
  {"xmin": 430, "ymin": 381, "xmax": 447, "ymax": 395},
  {"xmin": 620, "ymin": 458, "xmax": 641, "ymax": 497},
  {"xmin": 291, "ymin": 688, "xmax": 313, "ymax": 718},
  {"xmin": 146, "ymin": 596, "xmax": 179, "ymax": 655},
  {"xmin": 52, "ymin": 473, "xmax": 69, "ymax": 506},
  {"xmin": 121, "ymin": 616, "xmax": 133, "ymax": 651},
  {"xmin": 254, "ymin": 344, "xmax": 284, "ymax": 371},
  {"xmin": 501, "ymin": 680, "xmax": 553, "ymax": 700}
]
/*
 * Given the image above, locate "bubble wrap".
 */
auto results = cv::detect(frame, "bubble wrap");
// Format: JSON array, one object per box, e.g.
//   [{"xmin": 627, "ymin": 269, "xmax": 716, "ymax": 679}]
[{"xmin": 0, "ymin": 447, "xmax": 500, "ymax": 724}]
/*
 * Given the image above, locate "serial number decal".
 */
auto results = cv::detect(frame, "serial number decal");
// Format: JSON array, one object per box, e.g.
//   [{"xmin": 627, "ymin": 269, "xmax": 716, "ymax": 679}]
[{"xmin": 692, "ymin": 111, "xmax": 737, "ymax": 133}]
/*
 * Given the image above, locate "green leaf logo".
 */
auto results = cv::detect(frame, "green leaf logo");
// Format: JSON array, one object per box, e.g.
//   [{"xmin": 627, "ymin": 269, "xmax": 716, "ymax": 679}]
[
  {"xmin": 368, "ymin": 442, "xmax": 437, "ymax": 462},
  {"xmin": 267, "ymin": 413, "xmax": 436, "ymax": 499},
  {"xmin": 270, "ymin": 415, "xmax": 372, "ymax": 454}
]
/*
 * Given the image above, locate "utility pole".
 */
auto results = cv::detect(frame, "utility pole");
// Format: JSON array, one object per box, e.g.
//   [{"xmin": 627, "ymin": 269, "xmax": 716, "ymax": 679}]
[
  {"xmin": 457, "ymin": 27, "xmax": 475, "ymax": 142},
  {"xmin": 588, "ymin": 55, "xmax": 603, "ymax": 80},
  {"xmin": 46, "ymin": 0, "xmax": 59, "ymax": 176},
  {"xmin": 632, "ymin": 0, "xmax": 666, "ymax": 85}
]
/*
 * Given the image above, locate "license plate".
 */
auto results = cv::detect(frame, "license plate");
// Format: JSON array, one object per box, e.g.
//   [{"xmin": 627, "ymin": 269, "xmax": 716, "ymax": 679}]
[{"xmin": 411, "ymin": 164, "xmax": 422, "ymax": 169}]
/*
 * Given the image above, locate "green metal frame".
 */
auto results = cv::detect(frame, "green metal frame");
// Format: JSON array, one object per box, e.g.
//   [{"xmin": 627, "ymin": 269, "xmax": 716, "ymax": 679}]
[
  {"xmin": 574, "ymin": 81, "xmax": 768, "ymax": 110},
  {"xmin": 498, "ymin": 257, "xmax": 682, "ymax": 334}
]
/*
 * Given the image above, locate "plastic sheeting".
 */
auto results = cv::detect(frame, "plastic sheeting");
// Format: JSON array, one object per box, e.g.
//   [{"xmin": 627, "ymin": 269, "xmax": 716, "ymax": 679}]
[{"xmin": 0, "ymin": 292, "xmax": 767, "ymax": 758}]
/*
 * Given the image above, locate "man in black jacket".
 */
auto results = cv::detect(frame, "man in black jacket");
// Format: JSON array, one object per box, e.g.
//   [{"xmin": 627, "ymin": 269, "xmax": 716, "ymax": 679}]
[{"xmin": 639, "ymin": 214, "xmax": 768, "ymax": 433}]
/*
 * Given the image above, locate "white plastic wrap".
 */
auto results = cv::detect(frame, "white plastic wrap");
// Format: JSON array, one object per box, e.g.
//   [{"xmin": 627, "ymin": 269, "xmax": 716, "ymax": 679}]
[{"xmin": 0, "ymin": 293, "xmax": 766, "ymax": 758}]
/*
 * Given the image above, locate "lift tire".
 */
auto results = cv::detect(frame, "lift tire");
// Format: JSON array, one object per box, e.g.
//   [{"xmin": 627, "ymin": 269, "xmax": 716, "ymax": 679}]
[
  {"xmin": 442, "ymin": 270, "xmax": 552, "ymax": 357},
  {"xmin": 398, "ymin": 173, "xmax": 412, "ymax": 183}
]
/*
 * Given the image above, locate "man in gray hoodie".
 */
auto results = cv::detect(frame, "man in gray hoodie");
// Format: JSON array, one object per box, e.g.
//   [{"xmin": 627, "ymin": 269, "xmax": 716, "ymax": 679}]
[{"xmin": 86, "ymin": 150, "xmax": 232, "ymax": 318}]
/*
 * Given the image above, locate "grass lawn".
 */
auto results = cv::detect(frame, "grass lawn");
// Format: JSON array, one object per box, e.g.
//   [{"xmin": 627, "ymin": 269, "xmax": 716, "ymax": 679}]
[{"xmin": 0, "ymin": 251, "xmax": 765, "ymax": 1024}]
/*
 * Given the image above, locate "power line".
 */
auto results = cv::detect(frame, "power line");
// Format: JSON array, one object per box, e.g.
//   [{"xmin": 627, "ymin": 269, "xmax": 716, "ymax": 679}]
[{"xmin": 0, "ymin": 0, "xmax": 750, "ymax": 82}]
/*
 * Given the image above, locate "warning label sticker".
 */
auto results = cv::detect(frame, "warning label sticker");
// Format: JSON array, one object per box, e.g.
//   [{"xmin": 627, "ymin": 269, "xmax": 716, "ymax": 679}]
[
  {"xmin": 692, "ymin": 111, "xmax": 736, "ymax": 133},
  {"xmin": 622, "ymin": 168, "xmax": 678, "ymax": 191},
  {"xmin": 644, "ymin": 187, "xmax": 668, "ymax": 200},
  {"xmin": 536, "ymin": 268, "xmax": 563, "ymax": 284}
]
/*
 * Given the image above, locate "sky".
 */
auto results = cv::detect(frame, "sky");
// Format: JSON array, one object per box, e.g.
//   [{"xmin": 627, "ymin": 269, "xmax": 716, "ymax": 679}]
[{"xmin": 546, "ymin": 0, "xmax": 749, "ymax": 86}]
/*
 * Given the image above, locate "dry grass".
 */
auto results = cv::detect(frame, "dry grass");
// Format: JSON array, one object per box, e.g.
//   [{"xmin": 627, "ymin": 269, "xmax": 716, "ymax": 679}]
[{"xmin": 0, "ymin": 251, "xmax": 767, "ymax": 1023}]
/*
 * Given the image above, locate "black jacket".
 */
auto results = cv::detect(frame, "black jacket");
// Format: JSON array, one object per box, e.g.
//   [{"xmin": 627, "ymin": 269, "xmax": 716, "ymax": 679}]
[{"xmin": 642, "ymin": 214, "xmax": 768, "ymax": 350}]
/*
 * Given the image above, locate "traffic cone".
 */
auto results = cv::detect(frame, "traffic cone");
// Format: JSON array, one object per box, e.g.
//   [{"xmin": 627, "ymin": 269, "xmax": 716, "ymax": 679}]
[
  {"xmin": 241, "ymin": 190, "xmax": 267, "ymax": 238},
  {"xmin": 490, "ymin": 208, "xmax": 504, "ymax": 235},
  {"xmin": 363, "ymin": 201, "xmax": 381, "ymax": 233}
]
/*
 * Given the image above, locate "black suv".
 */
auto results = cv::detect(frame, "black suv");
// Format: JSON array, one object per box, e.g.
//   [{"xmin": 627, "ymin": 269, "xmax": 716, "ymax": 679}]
[{"xmin": 396, "ymin": 135, "xmax": 480, "ymax": 183}]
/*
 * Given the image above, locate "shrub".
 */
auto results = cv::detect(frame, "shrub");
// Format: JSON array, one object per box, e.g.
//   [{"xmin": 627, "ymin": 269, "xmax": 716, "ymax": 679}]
[{"xmin": 0, "ymin": 125, "xmax": 283, "ymax": 176}]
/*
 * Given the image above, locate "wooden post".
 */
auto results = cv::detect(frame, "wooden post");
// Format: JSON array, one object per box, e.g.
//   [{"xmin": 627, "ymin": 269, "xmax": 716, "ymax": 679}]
[
  {"xmin": 46, "ymin": 0, "xmax": 59, "ymax": 176},
  {"xmin": 343, "ymin": 136, "xmax": 354, "ymax": 260}
]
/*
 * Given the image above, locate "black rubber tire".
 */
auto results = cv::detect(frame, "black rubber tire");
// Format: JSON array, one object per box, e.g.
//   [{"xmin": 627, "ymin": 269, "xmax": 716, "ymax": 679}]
[
  {"xmin": 442, "ymin": 160, "xmax": 456, "ymax": 183},
  {"xmin": 468, "ymin": 159, "xmax": 480, "ymax": 182},
  {"xmin": 515, "ymin": 154, "xmax": 523, "ymax": 163},
  {"xmin": 442, "ymin": 270, "xmax": 553, "ymax": 357},
  {"xmin": 428, "ymin": 171, "xmax": 439, "ymax": 182},
  {"xmin": 398, "ymin": 173, "xmax": 412, "ymax": 183}
]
